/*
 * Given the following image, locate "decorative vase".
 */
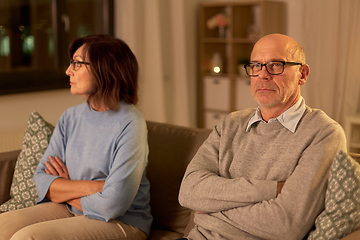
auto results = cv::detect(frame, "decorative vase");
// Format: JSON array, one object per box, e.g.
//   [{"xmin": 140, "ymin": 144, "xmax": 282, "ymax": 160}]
[{"xmin": 219, "ymin": 26, "xmax": 225, "ymax": 38}]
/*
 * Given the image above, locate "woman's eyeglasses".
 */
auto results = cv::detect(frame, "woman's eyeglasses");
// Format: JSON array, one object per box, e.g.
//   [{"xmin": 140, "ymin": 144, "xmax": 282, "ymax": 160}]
[{"xmin": 69, "ymin": 59, "xmax": 90, "ymax": 71}]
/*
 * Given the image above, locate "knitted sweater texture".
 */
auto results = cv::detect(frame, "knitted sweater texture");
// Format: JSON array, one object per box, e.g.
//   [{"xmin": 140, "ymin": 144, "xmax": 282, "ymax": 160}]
[
  {"xmin": 179, "ymin": 106, "xmax": 346, "ymax": 240},
  {"xmin": 34, "ymin": 102, "xmax": 152, "ymax": 235}
]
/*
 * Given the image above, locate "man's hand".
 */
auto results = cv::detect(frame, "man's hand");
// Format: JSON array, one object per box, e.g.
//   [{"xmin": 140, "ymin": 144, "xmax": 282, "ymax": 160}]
[
  {"xmin": 45, "ymin": 156, "xmax": 70, "ymax": 180},
  {"xmin": 277, "ymin": 181, "xmax": 285, "ymax": 196},
  {"xmin": 196, "ymin": 181, "xmax": 286, "ymax": 213}
]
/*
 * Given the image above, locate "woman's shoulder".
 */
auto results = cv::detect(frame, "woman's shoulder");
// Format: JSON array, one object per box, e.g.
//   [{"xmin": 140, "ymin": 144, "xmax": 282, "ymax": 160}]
[
  {"xmin": 106, "ymin": 102, "xmax": 146, "ymax": 130},
  {"xmin": 118, "ymin": 102, "xmax": 144, "ymax": 120},
  {"xmin": 61, "ymin": 102, "xmax": 88, "ymax": 118}
]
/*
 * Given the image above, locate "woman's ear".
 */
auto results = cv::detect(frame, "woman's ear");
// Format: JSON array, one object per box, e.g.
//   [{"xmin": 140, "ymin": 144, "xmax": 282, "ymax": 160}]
[{"xmin": 298, "ymin": 64, "xmax": 310, "ymax": 85}]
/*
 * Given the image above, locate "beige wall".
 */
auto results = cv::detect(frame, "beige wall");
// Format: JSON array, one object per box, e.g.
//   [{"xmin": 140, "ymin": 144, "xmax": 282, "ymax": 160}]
[
  {"xmin": 0, "ymin": 89, "xmax": 85, "ymax": 134},
  {"xmin": 0, "ymin": 0, "xmax": 301, "ymax": 152}
]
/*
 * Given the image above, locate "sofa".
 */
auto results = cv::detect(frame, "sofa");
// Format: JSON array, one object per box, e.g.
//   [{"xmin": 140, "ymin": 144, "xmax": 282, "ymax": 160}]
[
  {"xmin": 0, "ymin": 121, "xmax": 211, "ymax": 240},
  {"xmin": 1, "ymin": 120, "xmax": 360, "ymax": 240}
]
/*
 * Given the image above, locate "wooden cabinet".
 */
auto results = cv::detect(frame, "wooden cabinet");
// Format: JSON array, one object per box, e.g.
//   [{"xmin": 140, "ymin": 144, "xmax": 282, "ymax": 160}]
[
  {"xmin": 345, "ymin": 115, "xmax": 360, "ymax": 154},
  {"xmin": 197, "ymin": 1, "xmax": 286, "ymax": 128}
]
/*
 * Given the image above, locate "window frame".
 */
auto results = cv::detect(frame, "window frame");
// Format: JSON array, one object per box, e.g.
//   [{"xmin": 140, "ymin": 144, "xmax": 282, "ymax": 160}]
[{"xmin": 0, "ymin": 0, "xmax": 114, "ymax": 95}]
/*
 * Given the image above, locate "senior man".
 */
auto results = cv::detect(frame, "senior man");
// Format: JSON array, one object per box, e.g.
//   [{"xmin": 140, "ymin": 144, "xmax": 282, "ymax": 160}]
[{"xmin": 178, "ymin": 34, "xmax": 347, "ymax": 240}]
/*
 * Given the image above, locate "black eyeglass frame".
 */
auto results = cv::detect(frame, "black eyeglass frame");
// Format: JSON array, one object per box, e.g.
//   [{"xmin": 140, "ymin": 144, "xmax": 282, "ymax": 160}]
[
  {"xmin": 244, "ymin": 61, "xmax": 303, "ymax": 77},
  {"xmin": 69, "ymin": 59, "xmax": 90, "ymax": 71}
]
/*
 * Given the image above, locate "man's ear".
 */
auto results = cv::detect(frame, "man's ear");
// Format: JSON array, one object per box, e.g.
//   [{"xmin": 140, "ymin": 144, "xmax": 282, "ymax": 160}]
[{"xmin": 299, "ymin": 64, "xmax": 310, "ymax": 85}]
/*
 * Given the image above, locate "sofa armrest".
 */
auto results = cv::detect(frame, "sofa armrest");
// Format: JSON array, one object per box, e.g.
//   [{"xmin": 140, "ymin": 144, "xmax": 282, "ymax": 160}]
[
  {"xmin": 341, "ymin": 228, "xmax": 360, "ymax": 240},
  {"xmin": 0, "ymin": 150, "xmax": 20, "ymax": 205},
  {"xmin": 349, "ymin": 153, "xmax": 360, "ymax": 163}
]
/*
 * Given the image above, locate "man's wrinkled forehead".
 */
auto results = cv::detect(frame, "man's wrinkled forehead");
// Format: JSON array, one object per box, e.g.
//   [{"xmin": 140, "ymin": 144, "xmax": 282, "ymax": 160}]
[
  {"xmin": 250, "ymin": 34, "xmax": 304, "ymax": 63},
  {"xmin": 250, "ymin": 40, "xmax": 291, "ymax": 62}
]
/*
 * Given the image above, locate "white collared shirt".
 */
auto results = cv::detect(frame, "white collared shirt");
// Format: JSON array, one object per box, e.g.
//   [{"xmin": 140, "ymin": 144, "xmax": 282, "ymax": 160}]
[{"xmin": 246, "ymin": 96, "xmax": 306, "ymax": 133}]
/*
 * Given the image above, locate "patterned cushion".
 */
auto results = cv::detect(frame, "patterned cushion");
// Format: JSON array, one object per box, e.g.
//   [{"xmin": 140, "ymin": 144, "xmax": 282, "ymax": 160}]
[
  {"xmin": 308, "ymin": 150, "xmax": 360, "ymax": 240},
  {"xmin": 0, "ymin": 112, "xmax": 54, "ymax": 211}
]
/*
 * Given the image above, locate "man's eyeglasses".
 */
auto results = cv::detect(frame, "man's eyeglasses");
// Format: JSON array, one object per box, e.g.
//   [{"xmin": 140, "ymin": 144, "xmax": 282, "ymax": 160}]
[
  {"xmin": 69, "ymin": 59, "xmax": 90, "ymax": 71},
  {"xmin": 244, "ymin": 61, "xmax": 302, "ymax": 77}
]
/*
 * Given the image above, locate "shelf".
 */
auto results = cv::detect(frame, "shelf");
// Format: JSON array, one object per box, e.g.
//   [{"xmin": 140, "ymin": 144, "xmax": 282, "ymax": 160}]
[
  {"xmin": 202, "ymin": 38, "xmax": 257, "ymax": 44},
  {"xmin": 196, "ymin": 1, "xmax": 286, "ymax": 128},
  {"xmin": 231, "ymin": 38, "xmax": 258, "ymax": 44},
  {"xmin": 345, "ymin": 115, "xmax": 360, "ymax": 153},
  {"xmin": 202, "ymin": 38, "xmax": 229, "ymax": 43},
  {"xmin": 203, "ymin": 73, "xmax": 229, "ymax": 77},
  {"xmin": 350, "ymin": 143, "xmax": 360, "ymax": 148}
]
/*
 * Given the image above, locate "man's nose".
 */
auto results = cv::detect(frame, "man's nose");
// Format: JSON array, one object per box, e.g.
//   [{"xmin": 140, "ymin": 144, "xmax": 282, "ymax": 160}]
[{"xmin": 257, "ymin": 65, "xmax": 271, "ymax": 79}]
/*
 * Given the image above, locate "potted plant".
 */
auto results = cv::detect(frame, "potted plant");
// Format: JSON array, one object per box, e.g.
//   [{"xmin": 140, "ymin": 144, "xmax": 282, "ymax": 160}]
[{"xmin": 206, "ymin": 13, "xmax": 229, "ymax": 38}]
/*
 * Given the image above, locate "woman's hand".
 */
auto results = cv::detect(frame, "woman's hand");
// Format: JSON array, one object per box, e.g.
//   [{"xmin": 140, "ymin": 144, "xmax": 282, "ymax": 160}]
[
  {"xmin": 45, "ymin": 156, "xmax": 70, "ymax": 180},
  {"xmin": 44, "ymin": 155, "xmax": 105, "ymax": 206}
]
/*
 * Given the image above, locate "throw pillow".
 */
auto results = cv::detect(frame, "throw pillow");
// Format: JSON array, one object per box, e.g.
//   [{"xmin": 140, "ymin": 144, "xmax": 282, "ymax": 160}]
[
  {"xmin": 308, "ymin": 149, "xmax": 360, "ymax": 240},
  {"xmin": 0, "ymin": 112, "xmax": 54, "ymax": 211}
]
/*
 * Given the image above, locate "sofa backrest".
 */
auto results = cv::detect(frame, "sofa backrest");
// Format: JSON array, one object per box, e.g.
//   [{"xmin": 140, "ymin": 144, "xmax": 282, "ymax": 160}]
[
  {"xmin": 0, "ymin": 150, "xmax": 20, "ymax": 206},
  {"xmin": 146, "ymin": 121, "xmax": 211, "ymax": 235},
  {"xmin": 350, "ymin": 153, "xmax": 360, "ymax": 163}
]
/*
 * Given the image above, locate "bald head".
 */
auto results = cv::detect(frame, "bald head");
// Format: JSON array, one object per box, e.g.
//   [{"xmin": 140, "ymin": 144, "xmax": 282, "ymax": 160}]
[
  {"xmin": 251, "ymin": 34, "xmax": 306, "ymax": 64},
  {"xmin": 248, "ymin": 34, "xmax": 310, "ymax": 120}
]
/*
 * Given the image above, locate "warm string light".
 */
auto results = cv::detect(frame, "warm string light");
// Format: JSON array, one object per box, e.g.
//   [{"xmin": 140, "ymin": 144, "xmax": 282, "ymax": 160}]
[
  {"xmin": 213, "ymin": 66, "xmax": 221, "ymax": 73},
  {"xmin": 211, "ymin": 52, "xmax": 222, "ymax": 74}
]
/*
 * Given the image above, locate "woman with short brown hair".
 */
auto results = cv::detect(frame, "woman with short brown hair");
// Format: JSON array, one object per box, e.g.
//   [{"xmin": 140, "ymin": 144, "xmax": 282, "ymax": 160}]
[{"xmin": 0, "ymin": 34, "xmax": 151, "ymax": 240}]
